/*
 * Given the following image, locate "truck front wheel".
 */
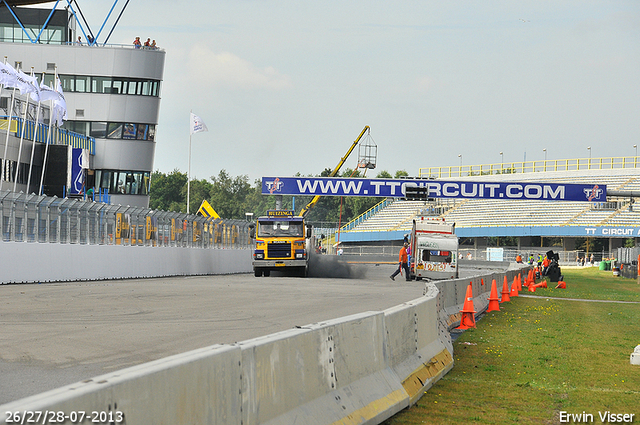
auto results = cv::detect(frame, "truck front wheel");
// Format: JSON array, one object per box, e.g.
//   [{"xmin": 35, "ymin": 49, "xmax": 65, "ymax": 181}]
[{"xmin": 254, "ymin": 269, "xmax": 262, "ymax": 277}]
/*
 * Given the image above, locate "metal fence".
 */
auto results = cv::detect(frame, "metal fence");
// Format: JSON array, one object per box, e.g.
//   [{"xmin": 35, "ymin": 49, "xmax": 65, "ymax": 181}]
[
  {"xmin": 0, "ymin": 190, "xmax": 252, "ymax": 249},
  {"xmin": 336, "ymin": 244, "xmax": 616, "ymax": 265}
]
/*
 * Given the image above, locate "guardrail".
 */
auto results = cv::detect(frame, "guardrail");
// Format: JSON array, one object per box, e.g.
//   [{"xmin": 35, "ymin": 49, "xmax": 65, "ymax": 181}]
[
  {"xmin": 419, "ymin": 156, "xmax": 640, "ymax": 179},
  {"xmin": 0, "ymin": 116, "xmax": 95, "ymax": 154},
  {"xmin": 340, "ymin": 198, "xmax": 393, "ymax": 231},
  {"xmin": 0, "ymin": 264, "xmax": 529, "ymax": 425},
  {"xmin": 0, "ymin": 190, "xmax": 251, "ymax": 248}
]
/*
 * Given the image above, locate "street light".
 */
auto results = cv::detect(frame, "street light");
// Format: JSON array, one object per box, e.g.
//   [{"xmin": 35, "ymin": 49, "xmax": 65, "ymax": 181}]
[
  {"xmin": 587, "ymin": 146, "xmax": 591, "ymax": 159},
  {"xmin": 634, "ymin": 144, "xmax": 637, "ymax": 157},
  {"xmin": 458, "ymin": 154, "xmax": 462, "ymax": 166},
  {"xmin": 543, "ymin": 148, "xmax": 547, "ymax": 161}
]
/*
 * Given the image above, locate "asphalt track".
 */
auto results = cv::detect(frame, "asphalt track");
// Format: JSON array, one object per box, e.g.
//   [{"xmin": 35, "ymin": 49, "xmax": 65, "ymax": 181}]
[
  {"xmin": 0, "ymin": 256, "xmax": 493, "ymax": 405},
  {"xmin": 0, "ymin": 260, "xmax": 424, "ymax": 405}
]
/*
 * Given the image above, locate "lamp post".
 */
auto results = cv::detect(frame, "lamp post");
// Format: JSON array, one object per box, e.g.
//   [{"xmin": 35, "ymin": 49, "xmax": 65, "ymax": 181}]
[
  {"xmin": 543, "ymin": 148, "xmax": 547, "ymax": 161},
  {"xmin": 634, "ymin": 144, "xmax": 637, "ymax": 157},
  {"xmin": 587, "ymin": 146, "xmax": 591, "ymax": 168},
  {"xmin": 499, "ymin": 151, "xmax": 503, "ymax": 172},
  {"xmin": 458, "ymin": 154, "xmax": 462, "ymax": 166}
]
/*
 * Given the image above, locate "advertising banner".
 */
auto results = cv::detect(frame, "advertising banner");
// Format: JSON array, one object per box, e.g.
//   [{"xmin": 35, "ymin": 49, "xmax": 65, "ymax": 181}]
[
  {"xmin": 68, "ymin": 147, "xmax": 88, "ymax": 195},
  {"xmin": 261, "ymin": 177, "xmax": 607, "ymax": 202}
]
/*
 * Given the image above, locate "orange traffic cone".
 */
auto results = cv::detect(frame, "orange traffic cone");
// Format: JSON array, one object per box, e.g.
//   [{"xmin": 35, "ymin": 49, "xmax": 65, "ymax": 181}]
[
  {"xmin": 487, "ymin": 279, "xmax": 500, "ymax": 312},
  {"xmin": 501, "ymin": 276, "xmax": 511, "ymax": 303},
  {"xmin": 456, "ymin": 283, "xmax": 476, "ymax": 329},
  {"xmin": 555, "ymin": 281, "xmax": 566, "ymax": 289},
  {"xmin": 510, "ymin": 278, "xmax": 519, "ymax": 297},
  {"xmin": 530, "ymin": 280, "xmax": 548, "ymax": 291},
  {"xmin": 517, "ymin": 274, "xmax": 523, "ymax": 291}
]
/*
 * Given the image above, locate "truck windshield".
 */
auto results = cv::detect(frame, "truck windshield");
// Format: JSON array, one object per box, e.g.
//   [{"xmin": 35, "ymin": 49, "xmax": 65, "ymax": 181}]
[{"xmin": 258, "ymin": 220, "xmax": 304, "ymax": 237}]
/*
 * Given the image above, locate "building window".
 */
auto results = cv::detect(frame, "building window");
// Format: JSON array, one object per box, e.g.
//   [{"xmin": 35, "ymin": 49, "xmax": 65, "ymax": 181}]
[
  {"xmin": 66, "ymin": 121, "xmax": 156, "ymax": 141},
  {"xmin": 122, "ymin": 123, "xmax": 137, "ymax": 139},
  {"xmin": 90, "ymin": 122, "xmax": 107, "ymax": 138},
  {"xmin": 60, "ymin": 74, "xmax": 74, "ymax": 92},
  {"xmin": 75, "ymin": 76, "xmax": 90, "ymax": 93},
  {"xmin": 95, "ymin": 169, "xmax": 150, "ymax": 195},
  {"xmin": 136, "ymin": 124, "xmax": 148, "ymax": 140},
  {"xmin": 107, "ymin": 123, "xmax": 123, "ymax": 139},
  {"xmin": 39, "ymin": 74, "xmax": 161, "ymax": 97}
]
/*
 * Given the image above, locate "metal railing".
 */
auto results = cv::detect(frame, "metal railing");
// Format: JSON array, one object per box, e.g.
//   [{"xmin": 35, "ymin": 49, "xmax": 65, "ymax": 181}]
[
  {"xmin": 0, "ymin": 190, "xmax": 252, "ymax": 249},
  {"xmin": 419, "ymin": 156, "xmax": 640, "ymax": 179},
  {"xmin": 339, "ymin": 198, "xmax": 393, "ymax": 231},
  {"xmin": 1, "ymin": 116, "xmax": 95, "ymax": 154}
]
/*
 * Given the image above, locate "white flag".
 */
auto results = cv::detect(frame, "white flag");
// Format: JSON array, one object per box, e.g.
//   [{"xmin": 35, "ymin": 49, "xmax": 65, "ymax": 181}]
[
  {"xmin": 38, "ymin": 81, "xmax": 64, "ymax": 103},
  {"xmin": 0, "ymin": 61, "xmax": 18, "ymax": 87},
  {"xmin": 52, "ymin": 77, "xmax": 67, "ymax": 126},
  {"xmin": 16, "ymin": 70, "xmax": 40, "ymax": 101},
  {"xmin": 190, "ymin": 112, "xmax": 208, "ymax": 135}
]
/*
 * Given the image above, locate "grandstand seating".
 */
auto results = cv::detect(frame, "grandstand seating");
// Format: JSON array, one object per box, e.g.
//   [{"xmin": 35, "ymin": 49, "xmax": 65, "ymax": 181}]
[{"xmin": 342, "ymin": 167, "xmax": 640, "ymax": 234}]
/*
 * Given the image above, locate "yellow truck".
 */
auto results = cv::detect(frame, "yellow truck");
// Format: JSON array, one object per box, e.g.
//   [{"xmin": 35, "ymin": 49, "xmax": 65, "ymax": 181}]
[
  {"xmin": 251, "ymin": 125, "xmax": 371, "ymax": 278},
  {"xmin": 250, "ymin": 210, "xmax": 312, "ymax": 277}
]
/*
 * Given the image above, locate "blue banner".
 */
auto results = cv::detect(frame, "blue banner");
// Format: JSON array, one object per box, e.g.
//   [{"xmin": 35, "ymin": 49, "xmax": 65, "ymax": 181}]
[
  {"xmin": 69, "ymin": 147, "xmax": 84, "ymax": 195},
  {"xmin": 261, "ymin": 177, "xmax": 607, "ymax": 202}
]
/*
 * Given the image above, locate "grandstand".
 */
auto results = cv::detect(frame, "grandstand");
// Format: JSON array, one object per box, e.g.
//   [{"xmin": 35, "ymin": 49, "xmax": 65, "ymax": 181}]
[{"xmin": 338, "ymin": 157, "xmax": 640, "ymax": 254}]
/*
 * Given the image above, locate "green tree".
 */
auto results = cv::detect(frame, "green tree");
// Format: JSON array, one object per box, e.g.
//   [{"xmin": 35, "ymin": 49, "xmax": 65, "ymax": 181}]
[
  {"xmin": 188, "ymin": 178, "xmax": 214, "ymax": 215},
  {"xmin": 149, "ymin": 169, "xmax": 187, "ymax": 212},
  {"xmin": 208, "ymin": 170, "xmax": 257, "ymax": 219}
]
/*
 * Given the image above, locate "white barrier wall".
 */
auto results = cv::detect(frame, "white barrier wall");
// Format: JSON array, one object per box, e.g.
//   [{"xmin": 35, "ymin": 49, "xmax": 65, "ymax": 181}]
[
  {"xmin": 384, "ymin": 287, "xmax": 452, "ymax": 406},
  {"xmin": 240, "ymin": 312, "xmax": 407, "ymax": 425},
  {"xmin": 0, "ymin": 345, "xmax": 243, "ymax": 425},
  {"xmin": 0, "ymin": 266, "xmax": 530, "ymax": 425},
  {"xmin": 0, "ymin": 242, "xmax": 252, "ymax": 283}
]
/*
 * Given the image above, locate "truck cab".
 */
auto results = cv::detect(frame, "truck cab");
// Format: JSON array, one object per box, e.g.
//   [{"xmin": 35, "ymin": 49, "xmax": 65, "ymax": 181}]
[{"xmin": 251, "ymin": 210, "xmax": 311, "ymax": 277}]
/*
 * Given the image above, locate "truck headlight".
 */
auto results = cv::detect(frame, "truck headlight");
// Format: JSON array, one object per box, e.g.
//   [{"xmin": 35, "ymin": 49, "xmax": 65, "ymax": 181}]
[
  {"xmin": 295, "ymin": 249, "xmax": 305, "ymax": 259},
  {"xmin": 254, "ymin": 250, "xmax": 264, "ymax": 259}
]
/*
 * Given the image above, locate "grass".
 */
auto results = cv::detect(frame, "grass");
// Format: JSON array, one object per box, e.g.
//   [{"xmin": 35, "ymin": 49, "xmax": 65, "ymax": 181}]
[{"xmin": 383, "ymin": 267, "xmax": 640, "ymax": 424}]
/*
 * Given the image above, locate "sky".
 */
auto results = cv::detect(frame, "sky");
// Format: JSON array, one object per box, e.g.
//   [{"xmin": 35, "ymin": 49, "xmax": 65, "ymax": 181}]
[{"xmin": 63, "ymin": 1, "xmax": 640, "ymax": 183}]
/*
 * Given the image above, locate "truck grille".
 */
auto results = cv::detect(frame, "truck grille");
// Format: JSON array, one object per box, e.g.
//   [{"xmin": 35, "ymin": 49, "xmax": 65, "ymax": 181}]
[{"xmin": 267, "ymin": 242, "xmax": 291, "ymax": 258}]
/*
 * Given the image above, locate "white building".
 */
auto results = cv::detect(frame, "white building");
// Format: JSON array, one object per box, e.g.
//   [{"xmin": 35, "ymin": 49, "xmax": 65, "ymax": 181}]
[{"xmin": 0, "ymin": 1, "xmax": 165, "ymax": 207}]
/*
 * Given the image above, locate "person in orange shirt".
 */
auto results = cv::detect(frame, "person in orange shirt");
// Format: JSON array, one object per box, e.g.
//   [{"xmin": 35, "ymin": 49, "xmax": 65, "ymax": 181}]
[
  {"xmin": 542, "ymin": 255, "xmax": 550, "ymax": 276},
  {"xmin": 390, "ymin": 242, "xmax": 411, "ymax": 281}
]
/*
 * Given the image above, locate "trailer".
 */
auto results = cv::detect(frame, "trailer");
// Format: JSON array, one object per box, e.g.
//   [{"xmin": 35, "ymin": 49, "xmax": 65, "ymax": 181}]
[{"xmin": 410, "ymin": 216, "xmax": 459, "ymax": 280}]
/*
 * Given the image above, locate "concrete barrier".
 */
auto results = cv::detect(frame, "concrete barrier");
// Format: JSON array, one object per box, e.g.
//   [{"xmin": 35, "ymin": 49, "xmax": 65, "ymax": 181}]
[
  {"xmin": 239, "ymin": 312, "xmax": 407, "ymax": 425},
  {"xmin": 0, "ymin": 344, "xmax": 243, "ymax": 425},
  {"xmin": 0, "ymin": 242, "xmax": 252, "ymax": 283},
  {"xmin": 0, "ymin": 266, "xmax": 530, "ymax": 425},
  {"xmin": 384, "ymin": 288, "xmax": 452, "ymax": 405}
]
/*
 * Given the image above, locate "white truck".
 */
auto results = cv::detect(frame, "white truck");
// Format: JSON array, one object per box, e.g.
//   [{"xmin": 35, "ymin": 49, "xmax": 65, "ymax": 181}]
[{"xmin": 409, "ymin": 216, "xmax": 459, "ymax": 280}]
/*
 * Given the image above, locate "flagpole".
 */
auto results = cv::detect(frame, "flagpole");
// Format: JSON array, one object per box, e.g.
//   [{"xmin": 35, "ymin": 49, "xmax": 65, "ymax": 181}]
[
  {"xmin": 39, "ymin": 68, "xmax": 57, "ymax": 196},
  {"xmin": 26, "ymin": 73, "xmax": 44, "ymax": 193},
  {"xmin": 187, "ymin": 111, "xmax": 207, "ymax": 214},
  {"xmin": 1, "ymin": 84, "xmax": 16, "ymax": 192},
  {"xmin": 14, "ymin": 67, "xmax": 36, "ymax": 192},
  {"xmin": 0, "ymin": 56, "xmax": 8, "ymax": 192},
  {"xmin": 187, "ymin": 119, "xmax": 192, "ymax": 214}
]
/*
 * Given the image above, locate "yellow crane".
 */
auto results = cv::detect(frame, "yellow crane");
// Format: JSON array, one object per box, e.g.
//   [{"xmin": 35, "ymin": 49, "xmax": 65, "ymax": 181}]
[{"xmin": 297, "ymin": 125, "xmax": 370, "ymax": 218}]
